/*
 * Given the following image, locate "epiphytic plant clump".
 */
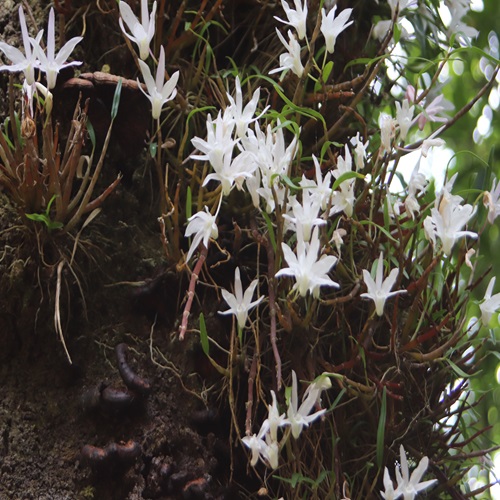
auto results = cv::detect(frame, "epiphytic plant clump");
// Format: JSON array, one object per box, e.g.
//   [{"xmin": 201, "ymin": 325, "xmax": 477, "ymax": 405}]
[
  {"xmin": 2, "ymin": 0, "xmax": 500, "ymax": 498},
  {"xmin": 0, "ymin": 5, "xmax": 128, "ymax": 363},
  {"xmin": 152, "ymin": 0, "xmax": 499, "ymax": 498},
  {"xmin": 0, "ymin": 6, "xmax": 122, "ymax": 232}
]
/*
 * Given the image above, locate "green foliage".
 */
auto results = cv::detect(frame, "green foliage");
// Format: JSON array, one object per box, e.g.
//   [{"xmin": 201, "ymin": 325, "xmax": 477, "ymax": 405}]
[{"xmin": 25, "ymin": 195, "xmax": 63, "ymax": 231}]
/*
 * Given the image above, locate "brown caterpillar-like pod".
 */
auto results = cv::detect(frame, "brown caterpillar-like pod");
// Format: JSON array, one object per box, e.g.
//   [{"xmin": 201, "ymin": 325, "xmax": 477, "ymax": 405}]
[
  {"xmin": 111, "ymin": 440, "xmax": 142, "ymax": 463},
  {"xmin": 100, "ymin": 386, "xmax": 136, "ymax": 411},
  {"xmin": 182, "ymin": 476, "xmax": 210, "ymax": 499},
  {"xmin": 80, "ymin": 445, "xmax": 108, "ymax": 466},
  {"xmin": 115, "ymin": 343, "xmax": 152, "ymax": 395},
  {"xmin": 80, "ymin": 440, "xmax": 141, "ymax": 468},
  {"xmin": 81, "ymin": 383, "xmax": 136, "ymax": 413}
]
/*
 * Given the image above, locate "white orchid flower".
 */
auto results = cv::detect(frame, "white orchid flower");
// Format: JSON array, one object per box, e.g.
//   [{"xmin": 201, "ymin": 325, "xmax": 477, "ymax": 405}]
[
  {"xmin": 395, "ymin": 445, "xmax": 437, "ymax": 499},
  {"xmin": 218, "ymin": 267, "xmax": 264, "ymax": 330},
  {"xmin": 320, "ymin": 6, "xmax": 353, "ymax": 54},
  {"xmin": 300, "ymin": 155, "xmax": 333, "ymax": 212},
  {"xmin": 329, "ymin": 145, "xmax": 356, "ymax": 218},
  {"xmin": 0, "ymin": 6, "xmax": 43, "ymax": 85},
  {"xmin": 395, "ymin": 99, "xmax": 415, "ymax": 140},
  {"xmin": 119, "ymin": 0, "xmax": 157, "ymax": 60},
  {"xmin": 360, "ymin": 252, "xmax": 406, "ymax": 316},
  {"xmin": 283, "ymin": 190, "xmax": 326, "ymax": 243},
  {"xmin": 379, "ymin": 113, "xmax": 396, "ymax": 154},
  {"xmin": 274, "ymin": 0, "xmax": 308, "ymax": 40},
  {"xmin": 184, "ymin": 203, "xmax": 219, "ymax": 263},
  {"xmin": 479, "ymin": 277, "xmax": 500, "ymax": 326},
  {"xmin": 269, "ymin": 29, "xmax": 304, "ymax": 78},
  {"xmin": 225, "ymin": 76, "xmax": 269, "ymax": 139},
  {"xmin": 31, "ymin": 8, "xmax": 82, "ymax": 89},
  {"xmin": 381, "ymin": 445, "xmax": 437, "ymax": 499},
  {"xmin": 284, "ymin": 371, "xmax": 328, "ymax": 439},
  {"xmin": 423, "ymin": 195, "xmax": 477, "ymax": 256},
  {"xmin": 276, "ymin": 225, "xmax": 339, "ymax": 299},
  {"xmin": 350, "ymin": 132, "xmax": 369, "ymax": 171},
  {"xmin": 137, "ymin": 46, "xmax": 178, "ymax": 120}
]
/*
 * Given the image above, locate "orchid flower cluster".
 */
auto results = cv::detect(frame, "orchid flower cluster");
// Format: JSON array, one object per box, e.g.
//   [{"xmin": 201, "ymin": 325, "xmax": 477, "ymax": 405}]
[
  {"xmin": 381, "ymin": 445, "xmax": 437, "ymax": 500},
  {"xmin": 372, "ymin": 0, "xmax": 478, "ymax": 44},
  {"xmin": 179, "ymin": 0, "xmax": 500, "ymax": 493},
  {"xmin": 1, "ymin": 0, "xmax": 498, "ymax": 497},
  {"xmin": 118, "ymin": 0, "xmax": 179, "ymax": 121},
  {"xmin": 241, "ymin": 371, "xmax": 331, "ymax": 469},
  {"xmin": 0, "ymin": 5, "xmax": 82, "ymax": 114},
  {"xmin": 270, "ymin": 0, "xmax": 353, "ymax": 78}
]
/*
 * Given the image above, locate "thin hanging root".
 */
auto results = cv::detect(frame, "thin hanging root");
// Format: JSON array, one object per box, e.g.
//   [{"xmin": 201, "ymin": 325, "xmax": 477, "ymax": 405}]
[
  {"xmin": 55, "ymin": 260, "xmax": 72, "ymax": 364},
  {"xmin": 179, "ymin": 244, "xmax": 208, "ymax": 341}
]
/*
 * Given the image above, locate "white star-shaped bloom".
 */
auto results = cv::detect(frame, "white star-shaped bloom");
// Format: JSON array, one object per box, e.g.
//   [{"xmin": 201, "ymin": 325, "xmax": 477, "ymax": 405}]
[
  {"xmin": 379, "ymin": 113, "xmax": 396, "ymax": 154},
  {"xmin": 225, "ymin": 76, "xmax": 269, "ymax": 138},
  {"xmin": 261, "ymin": 390, "xmax": 287, "ymax": 442},
  {"xmin": 283, "ymin": 371, "xmax": 328, "ymax": 439},
  {"xmin": 184, "ymin": 204, "xmax": 219, "ymax": 263},
  {"xmin": 350, "ymin": 132, "xmax": 369, "ymax": 171},
  {"xmin": 274, "ymin": 0, "xmax": 308, "ymax": 40},
  {"xmin": 119, "ymin": 0, "xmax": 157, "ymax": 60},
  {"xmin": 276, "ymin": 225, "xmax": 339, "ymax": 298},
  {"xmin": 423, "ymin": 195, "xmax": 477, "ymax": 256},
  {"xmin": 329, "ymin": 145, "xmax": 356, "ymax": 217},
  {"xmin": 404, "ymin": 164, "xmax": 427, "ymax": 220},
  {"xmin": 395, "ymin": 99, "xmax": 415, "ymax": 141},
  {"xmin": 242, "ymin": 120, "xmax": 298, "ymax": 212},
  {"xmin": 0, "ymin": 6, "xmax": 43, "ymax": 85},
  {"xmin": 218, "ymin": 267, "xmax": 264, "ymax": 330},
  {"xmin": 360, "ymin": 252, "xmax": 406, "ymax": 316},
  {"xmin": 137, "ymin": 46, "xmax": 179, "ymax": 120},
  {"xmin": 320, "ymin": 6, "xmax": 353, "ymax": 54},
  {"xmin": 192, "ymin": 111, "xmax": 256, "ymax": 196},
  {"xmin": 283, "ymin": 190, "xmax": 326, "ymax": 242},
  {"xmin": 269, "ymin": 29, "xmax": 304, "ymax": 78},
  {"xmin": 241, "ymin": 429, "xmax": 267, "ymax": 467},
  {"xmin": 480, "ymin": 277, "xmax": 500, "ymax": 326},
  {"xmin": 31, "ymin": 8, "xmax": 82, "ymax": 89},
  {"xmin": 381, "ymin": 445, "xmax": 437, "ymax": 500},
  {"xmin": 301, "ymin": 155, "xmax": 333, "ymax": 211},
  {"xmin": 191, "ymin": 112, "xmax": 237, "ymax": 172},
  {"xmin": 395, "ymin": 445, "xmax": 437, "ymax": 499}
]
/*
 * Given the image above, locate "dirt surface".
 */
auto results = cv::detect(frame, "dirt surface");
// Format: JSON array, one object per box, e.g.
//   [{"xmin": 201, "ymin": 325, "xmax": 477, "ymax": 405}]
[{"xmin": 0, "ymin": 180, "xmax": 243, "ymax": 500}]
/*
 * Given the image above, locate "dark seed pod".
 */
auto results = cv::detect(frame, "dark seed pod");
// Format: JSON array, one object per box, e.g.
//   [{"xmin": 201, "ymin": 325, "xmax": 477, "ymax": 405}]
[
  {"xmin": 113, "ymin": 440, "xmax": 142, "ymax": 463},
  {"xmin": 81, "ymin": 383, "xmax": 136, "ymax": 413},
  {"xmin": 115, "ymin": 343, "xmax": 152, "ymax": 395},
  {"xmin": 100, "ymin": 386, "xmax": 136, "ymax": 411},
  {"xmin": 182, "ymin": 476, "xmax": 211, "ymax": 499},
  {"xmin": 81, "ymin": 445, "xmax": 108, "ymax": 466},
  {"xmin": 80, "ymin": 440, "xmax": 141, "ymax": 468}
]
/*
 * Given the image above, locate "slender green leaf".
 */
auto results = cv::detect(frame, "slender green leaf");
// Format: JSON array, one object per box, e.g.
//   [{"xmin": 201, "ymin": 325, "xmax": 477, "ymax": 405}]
[
  {"xmin": 330, "ymin": 171, "xmax": 365, "ymax": 192},
  {"xmin": 261, "ymin": 211, "xmax": 277, "ymax": 253},
  {"xmin": 442, "ymin": 357, "xmax": 480, "ymax": 379},
  {"xmin": 86, "ymin": 120, "xmax": 96, "ymax": 151},
  {"xmin": 199, "ymin": 313, "xmax": 209, "ymax": 356},
  {"xmin": 111, "ymin": 77, "xmax": 122, "ymax": 120},
  {"xmin": 376, "ymin": 388, "xmax": 387, "ymax": 468},
  {"xmin": 273, "ymin": 84, "xmax": 326, "ymax": 126}
]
